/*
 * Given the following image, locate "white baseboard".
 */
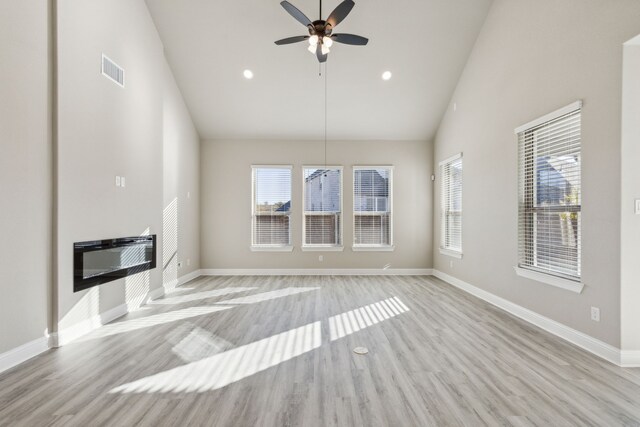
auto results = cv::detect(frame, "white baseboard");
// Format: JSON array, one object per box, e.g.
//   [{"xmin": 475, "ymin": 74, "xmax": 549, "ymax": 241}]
[
  {"xmin": 432, "ymin": 270, "xmax": 625, "ymax": 367},
  {"xmin": 0, "ymin": 337, "xmax": 49, "ymax": 374},
  {"xmin": 55, "ymin": 273, "xmax": 203, "ymax": 347},
  {"xmin": 147, "ymin": 286, "xmax": 165, "ymax": 302},
  {"xmin": 621, "ymin": 351, "xmax": 640, "ymax": 368},
  {"xmin": 200, "ymin": 268, "xmax": 433, "ymax": 276},
  {"xmin": 55, "ymin": 303, "xmax": 129, "ymax": 347},
  {"xmin": 178, "ymin": 269, "xmax": 204, "ymax": 285}
]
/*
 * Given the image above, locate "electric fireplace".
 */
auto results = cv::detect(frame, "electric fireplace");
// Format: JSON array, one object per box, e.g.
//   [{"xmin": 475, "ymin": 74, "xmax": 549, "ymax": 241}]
[{"xmin": 74, "ymin": 235, "xmax": 157, "ymax": 292}]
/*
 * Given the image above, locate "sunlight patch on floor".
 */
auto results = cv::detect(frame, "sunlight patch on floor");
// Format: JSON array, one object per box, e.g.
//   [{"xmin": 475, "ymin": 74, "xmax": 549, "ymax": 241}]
[
  {"xmin": 214, "ymin": 287, "xmax": 320, "ymax": 305},
  {"xmin": 329, "ymin": 297, "xmax": 409, "ymax": 341},
  {"xmin": 167, "ymin": 323, "xmax": 234, "ymax": 363},
  {"xmin": 109, "ymin": 296, "xmax": 409, "ymax": 394},
  {"xmin": 110, "ymin": 321, "xmax": 322, "ymax": 393},
  {"xmin": 149, "ymin": 287, "xmax": 257, "ymax": 305},
  {"xmin": 76, "ymin": 306, "xmax": 233, "ymax": 341}
]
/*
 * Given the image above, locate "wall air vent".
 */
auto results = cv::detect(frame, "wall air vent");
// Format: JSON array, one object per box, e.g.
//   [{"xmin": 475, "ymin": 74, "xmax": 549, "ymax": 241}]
[{"xmin": 101, "ymin": 54, "xmax": 125, "ymax": 87}]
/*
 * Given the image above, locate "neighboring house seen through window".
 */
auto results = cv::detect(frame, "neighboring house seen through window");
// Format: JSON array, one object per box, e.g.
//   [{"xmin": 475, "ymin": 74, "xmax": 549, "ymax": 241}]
[
  {"xmin": 353, "ymin": 167, "xmax": 393, "ymax": 249},
  {"xmin": 517, "ymin": 103, "xmax": 582, "ymax": 281},
  {"xmin": 303, "ymin": 167, "xmax": 343, "ymax": 248},
  {"xmin": 440, "ymin": 153, "xmax": 463, "ymax": 256},
  {"xmin": 251, "ymin": 166, "xmax": 292, "ymax": 250}
]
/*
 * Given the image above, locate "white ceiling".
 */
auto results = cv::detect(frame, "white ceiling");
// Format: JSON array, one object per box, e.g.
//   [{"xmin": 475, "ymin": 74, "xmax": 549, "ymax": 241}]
[{"xmin": 145, "ymin": 0, "xmax": 492, "ymax": 141}]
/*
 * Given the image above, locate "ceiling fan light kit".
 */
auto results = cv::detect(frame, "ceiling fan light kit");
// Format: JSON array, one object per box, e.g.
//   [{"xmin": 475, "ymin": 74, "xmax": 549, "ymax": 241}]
[{"xmin": 275, "ymin": 0, "xmax": 368, "ymax": 63}]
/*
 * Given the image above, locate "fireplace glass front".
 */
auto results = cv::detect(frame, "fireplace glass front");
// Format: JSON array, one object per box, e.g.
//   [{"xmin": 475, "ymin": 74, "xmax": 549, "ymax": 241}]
[{"xmin": 74, "ymin": 235, "xmax": 156, "ymax": 292}]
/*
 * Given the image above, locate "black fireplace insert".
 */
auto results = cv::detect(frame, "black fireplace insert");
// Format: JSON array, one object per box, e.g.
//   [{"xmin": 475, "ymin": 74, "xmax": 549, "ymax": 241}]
[{"xmin": 74, "ymin": 235, "xmax": 157, "ymax": 292}]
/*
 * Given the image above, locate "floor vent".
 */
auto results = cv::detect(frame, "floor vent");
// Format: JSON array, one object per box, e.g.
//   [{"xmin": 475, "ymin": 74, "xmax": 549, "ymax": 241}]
[{"xmin": 101, "ymin": 54, "xmax": 125, "ymax": 87}]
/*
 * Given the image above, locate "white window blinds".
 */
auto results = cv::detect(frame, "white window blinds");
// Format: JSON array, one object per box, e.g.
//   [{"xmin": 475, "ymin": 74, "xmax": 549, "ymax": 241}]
[
  {"xmin": 353, "ymin": 167, "xmax": 392, "ymax": 246},
  {"xmin": 303, "ymin": 167, "xmax": 342, "ymax": 246},
  {"xmin": 517, "ymin": 104, "xmax": 581, "ymax": 280},
  {"xmin": 252, "ymin": 166, "xmax": 292, "ymax": 247},
  {"xmin": 440, "ymin": 154, "xmax": 463, "ymax": 253}
]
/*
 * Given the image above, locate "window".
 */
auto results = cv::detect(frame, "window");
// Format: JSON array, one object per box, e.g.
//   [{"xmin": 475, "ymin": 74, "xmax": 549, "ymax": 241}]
[
  {"xmin": 251, "ymin": 166, "xmax": 292, "ymax": 251},
  {"xmin": 517, "ymin": 102, "xmax": 581, "ymax": 283},
  {"xmin": 353, "ymin": 167, "xmax": 393, "ymax": 249},
  {"xmin": 440, "ymin": 154, "xmax": 463, "ymax": 256},
  {"xmin": 302, "ymin": 167, "xmax": 343, "ymax": 249}
]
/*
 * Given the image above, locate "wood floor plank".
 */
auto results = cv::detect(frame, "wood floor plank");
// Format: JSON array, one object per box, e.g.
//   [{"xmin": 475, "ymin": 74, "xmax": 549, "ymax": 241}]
[{"xmin": 1, "ymin": 275, "xmax": 639, "ymax": 426}]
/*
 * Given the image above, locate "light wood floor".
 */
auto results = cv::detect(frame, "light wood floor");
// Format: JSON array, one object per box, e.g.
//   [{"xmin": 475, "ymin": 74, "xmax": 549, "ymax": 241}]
[{"xmin": 1, "ymin": 275, "xmax": 640, "ymax": 426}]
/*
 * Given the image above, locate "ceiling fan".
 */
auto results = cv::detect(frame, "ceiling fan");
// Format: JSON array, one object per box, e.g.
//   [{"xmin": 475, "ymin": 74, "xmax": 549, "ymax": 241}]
[{"xmin": 274, "ymin": 0, "xmax": 368, "ymax": 63}]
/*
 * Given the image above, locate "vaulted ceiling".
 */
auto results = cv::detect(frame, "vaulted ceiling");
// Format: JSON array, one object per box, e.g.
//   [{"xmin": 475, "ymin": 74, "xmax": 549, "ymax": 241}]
[{"xmin": 145, "ymin": 0, "xmax": 492, "ymax": 141}]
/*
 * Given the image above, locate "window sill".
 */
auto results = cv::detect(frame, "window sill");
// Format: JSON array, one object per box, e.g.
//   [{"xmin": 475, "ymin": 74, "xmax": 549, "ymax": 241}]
[
  {"xmin": 439, "ymin": 248, "xmax": 463, "ymax": 259},
  {"xmin": 352, "ymin": 245, "xmax": 395, "ymax": 252},
  {"xmin": 513, "ymin": 266, "xmax": 584, "ymax": 294},
  {"xmin": 301, "ymin": 246, "xmax": 344, "ymax": 252},
  {"xmin": 250, "ymin": 245, "xmax": 293, "ymax": 252}
]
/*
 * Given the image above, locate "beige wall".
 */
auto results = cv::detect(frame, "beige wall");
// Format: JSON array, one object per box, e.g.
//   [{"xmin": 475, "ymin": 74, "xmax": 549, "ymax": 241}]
[
  {"xmin": 55, "ymin": 0, "xmax": 199, "ymax": 335},
  {"xmin": 201, "ymin": 140, "xmax": 433, "ymax": 270},
  {"xmin": 162, "ymin": 59, "xmax": 201, "ymax": 288},
  {"xmin": 621, "ymin": 39, "xmax": 640, "ymax": 351},
  {"xmin": 0, "ymin": 1, "xmax": 51, "ymax": 353},
  {"xmin": 433, "ymin": 0, "xmax": 640, "ymax": 347}
]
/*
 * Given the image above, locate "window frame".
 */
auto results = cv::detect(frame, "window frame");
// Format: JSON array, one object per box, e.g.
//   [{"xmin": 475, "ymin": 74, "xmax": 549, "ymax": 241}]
[
  {"xmin": 250, "ymin": 165, "xmax": 294, "ymax": 252},
  {"xmin": 352, "ymin": 166, "xmax": 394, "ymax": 251},
  {"xmin": 301, "ymin": 165, "xmax": 344, "ymax": 251},
  {"xmin": 514, "ymin": 101, "xmax": 584, "ymax": 293},
  {"xmin": 439, "ymin": 153, "xmax": 463, "ymax": 258}
]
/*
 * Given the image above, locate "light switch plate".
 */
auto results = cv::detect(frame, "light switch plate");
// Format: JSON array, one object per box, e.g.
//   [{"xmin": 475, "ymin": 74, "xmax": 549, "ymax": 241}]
[
  {"xmin": 115, "ymin": 176, "xmax": 121, "ymax": 187},
  {"xmin": 121, "ymin": 177, "xmax": 126, "ymax": 187},
  {"xmin": 635, "ymin": 199, "xmax": 640, "ymax": 214}
]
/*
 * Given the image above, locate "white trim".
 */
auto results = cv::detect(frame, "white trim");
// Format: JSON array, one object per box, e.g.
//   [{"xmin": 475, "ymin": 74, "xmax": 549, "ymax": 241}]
[
  {"xmin": 352, "ymin": 245, "xmax": 395, "ymax": 252},
  {"xmin": 201, "ymin": 268, "xmax": 432, "ymax": 276},
  {"xmin": 0, "ymin": 337, "xmax": 49, "ymax": 374},
  {"xmin": 55, "ymin": 303, "xmax": 128, "ymax": 347},
  {"xmin": 620, "ymin": 351, "xmax": 640, "ymax": 368},
  {"xmin": 250, "ymin": 245, "xmax": 294, "ymax": 252},
  {"xmin": 438, "ymin": 152, "xmax": 463, "ymax": 166},
  {"xmin": 251, "ymin": 166, "xmax": 293, "ymax": 248},
  {"xmin": 439, "ymin": 247, "xmax": 463, "ymax": 259},
  {"xmin": 301, "ymin": 245, "xmax": 344, "ymax": 252},
  {"xmin": 432, "ymin": 270, "xmax": 621, "ymax": 366},
  {"xmin": 303, "ymin": 165, "xmax": 345, "ymax": 171},
  {"xmin": 147, "ymin": 286, "xmax": 165, "ymax": 302},
  {"xmin": 251, "ymin": 164, "xmax": 293, "ymax": 169},
  {"xmin": 178, "ymin": 269, "xmax": 203, "ymax": 286},
  {"xmin": 352, "ymin": 166, "xmax": 394, "ymax": 248},
  {"xmin": 302, "ymin": 165, "xmax": 344, "ymax": 248},
  {"xmin": 352, "ymin": 165, "xmax": 395, "ymax": 170},
  {"xmin": 514, "ymin": 100, "xmax": 583, "ymax": 134},
  {"xmin": 514, "ymin": 266, "xmax": 584, "ymax": 294}
]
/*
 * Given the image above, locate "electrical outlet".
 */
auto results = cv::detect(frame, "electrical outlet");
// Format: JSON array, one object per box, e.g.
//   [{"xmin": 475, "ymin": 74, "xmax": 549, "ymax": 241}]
[
  {"xmin": 115, "ymin": 176, "xmax": 121, "ymax": 187},
  {"xmin": 319, "ymin": 255, "xmax": 323, "ymax": 262},
  {"xmin": 449, "ymin": 260, "xmax": 453, "ymax": 268},
  {"xmin": 177, "ymin": 261, "xmax": 183, "ymax": 269},
  {"xmin": 591, "ymin": 307, "xmax": 600, "ymax": 322},
  {"xmin": 187, "ymin": 258, "xmax": 191, "ymax": 266},
  {"xmin": 121, "ymin": 176, "xmax": 126, "ymax": 187}
]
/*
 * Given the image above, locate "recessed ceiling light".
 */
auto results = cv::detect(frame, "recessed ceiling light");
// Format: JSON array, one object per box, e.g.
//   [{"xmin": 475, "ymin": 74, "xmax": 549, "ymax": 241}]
[
  {"xmin": 243, "ymin": 69, "xmax": 254, "ymax": 79},
  {"xmin": 382, "ymin": 71, "xmax": 392, "ymax": 81}
]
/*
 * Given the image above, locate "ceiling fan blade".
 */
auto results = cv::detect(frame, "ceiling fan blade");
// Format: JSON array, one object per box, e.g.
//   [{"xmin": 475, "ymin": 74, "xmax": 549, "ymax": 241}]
[
  {"xmin": 280, "ymin": 1, "xmax": 312, "ymax": 27},
  {"xmin": 274, "ymin": 35, "xmax": 310, "ymax": 45},
  {"xmin": 331, "ymin": 33, "xmax": 368, "ymax": 45},
  {"xmin": 326, "ymin": 0, "xmax": 355, "ymax": 28},
  {"xmin": 316, "ymin": 43, "xmax": 328, "ymax": 63}
]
